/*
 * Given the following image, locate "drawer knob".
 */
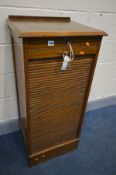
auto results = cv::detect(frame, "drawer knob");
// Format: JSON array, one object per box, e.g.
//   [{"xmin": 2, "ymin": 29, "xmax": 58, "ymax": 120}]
[
  {"xmin": 35, "ymin": 157, "xmax": 39, "ymax": 161},
  {"xmin": 85, "ymin": 42, "xmax": 90, "ymax": 46},
  {"xmin": 42, "ymin": 154, "xmax": 45, "ymax": 158},
  {"xmin": 80, "ymin": 51, "xmax": 85, "ymax": 55}
]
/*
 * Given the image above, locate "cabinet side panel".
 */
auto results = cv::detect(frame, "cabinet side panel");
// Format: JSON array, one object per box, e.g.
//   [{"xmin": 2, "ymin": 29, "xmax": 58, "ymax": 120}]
[
  {"xmin": 11, "ymin": 37, "xmax": 26, "ymax": 137},
  {"xmin": 77, "ymin": 37, "xmax": 102, "ymax": 138}
]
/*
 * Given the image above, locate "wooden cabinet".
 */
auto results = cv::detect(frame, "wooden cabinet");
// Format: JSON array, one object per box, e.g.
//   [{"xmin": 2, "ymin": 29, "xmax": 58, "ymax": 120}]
[{"xmin": 8, "ymin": 16, "xmax": 107, "ymax": 166}]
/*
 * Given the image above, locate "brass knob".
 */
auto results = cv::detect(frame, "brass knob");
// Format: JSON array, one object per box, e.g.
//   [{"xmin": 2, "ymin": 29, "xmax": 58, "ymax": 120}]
[
  {"xmin": 80, "ymin": 51, "xmax": 85, "ymax": 55},
  {"xmin": 85, "ymin": 42, "xmax": 90, "ymax": 46},
  {"xmin": 42, "ymin": 154, "xmax": 45, "ymax": 158},
  {"xmin": 35, "ymin": 157, "xmax": 39, "ymax": 161}
]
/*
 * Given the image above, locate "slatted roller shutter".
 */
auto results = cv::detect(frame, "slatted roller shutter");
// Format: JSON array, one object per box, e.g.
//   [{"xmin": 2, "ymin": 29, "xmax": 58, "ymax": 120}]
[{"xmin": 28, "ymin": 56, "xmax": 94, "ymax": 153}]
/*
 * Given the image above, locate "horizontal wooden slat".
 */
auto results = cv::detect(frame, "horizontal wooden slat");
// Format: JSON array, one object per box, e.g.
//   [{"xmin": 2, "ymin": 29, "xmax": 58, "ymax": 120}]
[
  {"xmin": 28, "ymin": 75, "xmax": 91, "ymax": 87},
  {"xmin": 30, "ymin": 110, "xmax": 79, "ymax": 134},
  {"xmin": 28, "ymin": 56, "xmax": 93, "ymax": 65},
  {"xmin": 31, "ymin": 130, "xmax": 78, "ymax": 152},
  {"xmin": 30, "ymin": 111, "xmax": 81, "ymax": 135},
  {"xmin": 29, "ymin": 91, "xmax": 86, "ymax": 103},
  {"xmin": 31, "ymin": 128, "xmax": 78, "ymax": 144},
  {"xmin": 28, "ymin": 58, "xmax": 93, "ymax": 66},
  {"xmin": 29, "ymin": 82, "xmax": 89, "ymax": 93},
  {"xmin": 28, "ymin": 55, "xmax": 94, "ymax": 153},
  {"xmin": 29, "ymin": 95, "xmax": 86, "ymax": 105},
  {"xmin": 29, "ymin": 81, "xmax": 89, "ymax": 92},
  {"xmin": 29, "ymin": 104, "xmax": 83, "ymax": 118},
  {"xmin": 28, "ymin": 66, "xmax": 92, "ymax": 77},
  {"xmin": 29, "ymin": 103, "xmax": 83, "ymax": 117},
  {"xmin": 30, "ymin": 117, "xmax": 81, "ymax": 132},
  {"xmin": 30, "ymin": 109, "xmax": 82, "ymax": 122},
  {"xmin": 30, "ymin": 109, "xmax": 82, "ymax": 124}
]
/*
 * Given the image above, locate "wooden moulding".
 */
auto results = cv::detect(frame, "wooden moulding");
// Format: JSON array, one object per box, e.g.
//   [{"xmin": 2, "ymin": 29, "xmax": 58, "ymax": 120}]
[
  {"xmin": 8, "ymin": 15, "xmax": 71, "ymax": 22},
  {"xmin": 7, "ymin": 15, "xmax": 107, "ymax": 38},
  {"xmin": 28, "ymin": 138, "xmax": 79, "ymax": 166}
]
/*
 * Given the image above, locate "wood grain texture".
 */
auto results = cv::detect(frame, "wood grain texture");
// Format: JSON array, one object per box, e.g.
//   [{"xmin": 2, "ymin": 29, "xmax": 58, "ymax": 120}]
[
  {"xmin": 8, "ymin": 15, "xmax": 71, "ymax": 22},
  {"xmin": 26, "ymin": 37, "xmax": 99, "ymax": 59},
  {"xmin": 29, "ymin": 138, "xmax": 79, "ymax": 165},
  {"xmin": 27, "ymin": 56, "xmax": 94, "ymax": 153},
  {"xmin": 7, "ymin": 16, "xmax": 107, "ymax": 38},
  {"xmin": 11, "ymin": 37, "xmax": 26, "ymax": 134},
  {"xmin": 8, "ymin": 16, "xmax": 106, "ymax": 166}
]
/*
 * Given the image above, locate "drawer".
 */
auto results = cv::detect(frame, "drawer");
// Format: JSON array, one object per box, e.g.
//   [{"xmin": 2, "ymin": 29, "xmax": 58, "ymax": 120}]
[{"xmin": 27, "ymin": 37, "xmax": 99, "ymax": 59}]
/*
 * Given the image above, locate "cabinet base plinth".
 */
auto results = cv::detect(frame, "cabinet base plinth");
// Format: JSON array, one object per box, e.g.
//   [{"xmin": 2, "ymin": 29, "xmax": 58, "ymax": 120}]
[{"xmin": 28, "ymin": 139, "xmax": 79, "ymax": 166}]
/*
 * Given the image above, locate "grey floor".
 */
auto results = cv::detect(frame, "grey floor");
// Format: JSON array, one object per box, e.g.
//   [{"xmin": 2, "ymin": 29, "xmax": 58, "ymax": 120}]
[{"xmin": 0, "ymin": 105, "xmax": 116, "ymax": 175}]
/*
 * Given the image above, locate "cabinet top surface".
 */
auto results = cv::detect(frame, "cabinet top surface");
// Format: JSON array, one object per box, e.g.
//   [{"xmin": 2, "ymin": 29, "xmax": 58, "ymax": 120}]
[{"xmin": 7, "ymin": 15, "xmax": 107, "ymax": 38}]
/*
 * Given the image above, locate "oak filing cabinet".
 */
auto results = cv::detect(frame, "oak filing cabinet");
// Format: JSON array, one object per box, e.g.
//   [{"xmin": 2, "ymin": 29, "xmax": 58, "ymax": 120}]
[{"xmin": 8, "ymin": 16, "xmax": 107, "ymax": 166}]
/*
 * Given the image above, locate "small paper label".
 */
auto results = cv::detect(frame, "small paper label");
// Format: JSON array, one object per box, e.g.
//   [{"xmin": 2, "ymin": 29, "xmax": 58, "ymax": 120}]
[
  {"xmin": 61, "ymin": 56, "xmax": 70, "ymax": 71},
  {"xmin": 48, "ymin": 40, "xmax": 54, "ymax": 46}
]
